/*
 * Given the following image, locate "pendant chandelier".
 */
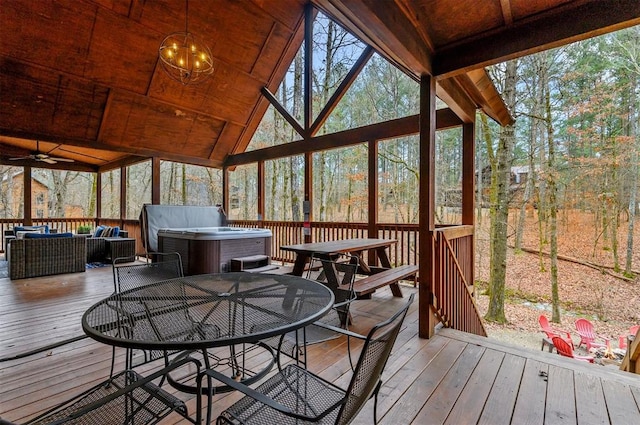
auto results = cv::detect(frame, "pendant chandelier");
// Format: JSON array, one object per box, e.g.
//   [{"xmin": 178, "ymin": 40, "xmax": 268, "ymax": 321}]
[{"xmin": 158, "ymin": 0, "xmax": 213, "ymax": 85}]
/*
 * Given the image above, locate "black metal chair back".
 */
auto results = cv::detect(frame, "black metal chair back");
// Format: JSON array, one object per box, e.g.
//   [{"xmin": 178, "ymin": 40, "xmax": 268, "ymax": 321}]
[
  {"xmin": 307, "ymin": 253, "xmax": 359, "ymax": 327},
  {"xmin": 336, "ymin": 292, "xmax": 414, "ymax": 424},
  {"xmin": 110, "ymin": 252, "xmax": 185, "ymax": 375},
  {"xmin": 112, "ymin": 252, "xmax": 184, "ymax": 293},
  {"xmin": 213, "ymin": 293, "xmax": 415, "ymax": 425}
]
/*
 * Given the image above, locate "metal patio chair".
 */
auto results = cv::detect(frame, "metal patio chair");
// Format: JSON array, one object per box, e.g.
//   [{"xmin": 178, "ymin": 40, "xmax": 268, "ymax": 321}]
[
  {"xmin": 269, "ymin": 253, "xmax": 360, "ymax": 369},
  {"xmin": 209, "ymin": 293, "xmax": 415, "ymax": 425},
  {"xmin": 110, "ymin": 252, "xmax": 186, "ymax": 375},
  {"xmin": 8, "ymin": 356, "xmax": 204, "ymax": 425}
]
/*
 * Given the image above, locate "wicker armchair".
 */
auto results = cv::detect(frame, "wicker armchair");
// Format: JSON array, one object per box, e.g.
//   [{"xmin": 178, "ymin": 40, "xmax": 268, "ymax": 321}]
[
  {"xmin": 85, "ymin": 230, "xmax": 133, "ymax": 263},
  {"xmin": 8, "ymin": 236, "xmax": 86, "ymax": 279}
]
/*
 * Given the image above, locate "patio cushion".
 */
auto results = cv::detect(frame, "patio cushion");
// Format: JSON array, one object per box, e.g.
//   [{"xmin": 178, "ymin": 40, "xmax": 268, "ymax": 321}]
[
  {"xmin": 93, "ymin": 225, "xmax": 106, "ymax": 237},
  {"xmin": 15, "ymin": 228, "xmax": 46, "ymax": 239},
  {"xmin": 94, "ymin": 226, "xmax": 120, "ymax": 237},
  {"xmin": 14, "ymin": 225, "xmax": 49, "ymax": 234},
  {"xmin": 24, "ymin": 232, "xmax": 73, "ymax": 239}
]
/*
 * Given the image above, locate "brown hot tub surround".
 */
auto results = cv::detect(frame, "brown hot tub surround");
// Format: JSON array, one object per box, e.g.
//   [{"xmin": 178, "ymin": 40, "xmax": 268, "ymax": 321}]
[
  {"xmin": 141, "ymin": 204, "xmax": 272, "ymax": 275},
  {"xmin": 158, "ymin": 227, "xmax": 272, "ymax": 275}
]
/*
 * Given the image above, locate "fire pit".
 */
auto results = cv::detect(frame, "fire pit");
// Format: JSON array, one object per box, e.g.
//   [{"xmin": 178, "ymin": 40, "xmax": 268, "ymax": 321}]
[{"xmin": 592, "ymin": 343, "xmax": 625, "ymax": 366}]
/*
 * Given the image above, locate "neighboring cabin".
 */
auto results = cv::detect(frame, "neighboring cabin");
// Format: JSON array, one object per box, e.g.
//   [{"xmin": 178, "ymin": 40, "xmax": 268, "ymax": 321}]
[{"xmin": 0, "ymin": 171, "xmax": 49, "ymax": 219}]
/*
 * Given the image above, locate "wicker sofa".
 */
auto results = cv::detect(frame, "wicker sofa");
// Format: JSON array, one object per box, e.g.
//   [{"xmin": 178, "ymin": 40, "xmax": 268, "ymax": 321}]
[{"xmin": 7, "ymin": 236, "xmax": 87, "ymax": 279}]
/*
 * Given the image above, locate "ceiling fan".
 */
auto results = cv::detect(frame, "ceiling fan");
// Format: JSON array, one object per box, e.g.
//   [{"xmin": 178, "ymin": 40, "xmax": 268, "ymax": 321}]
[{"xmin": 9, "ymin": 140, "xmax": 75, "ymax": 164}]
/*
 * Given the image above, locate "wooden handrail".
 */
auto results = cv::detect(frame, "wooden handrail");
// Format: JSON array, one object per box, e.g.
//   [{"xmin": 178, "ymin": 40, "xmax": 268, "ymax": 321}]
[
  {"xmin": 2, "ymin": 217, "xmax": 487, "ymax": 339},
  {"xmin": 621, "ymin": 328, "xmax": 640, "ymax": 374},
  {"xmin": 432, "ymin": 226, "xmax": 486, "ymax": 336}
]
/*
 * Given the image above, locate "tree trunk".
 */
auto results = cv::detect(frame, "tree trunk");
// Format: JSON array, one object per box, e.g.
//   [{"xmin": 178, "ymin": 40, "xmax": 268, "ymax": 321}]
[
  {"xmin": 626, "ymin": 73, "xmax": 638, "ymax": 275},
  {"xmin": 485, "ymin": 60, "xmax": 517, "ymax": 323},
  {"xmin": 542, "ymin": 54, "xmax": 561, "ymax": 323},
  {"xmin": 290, "ymin": 50, "xmax": 303, "ymax": 221}
]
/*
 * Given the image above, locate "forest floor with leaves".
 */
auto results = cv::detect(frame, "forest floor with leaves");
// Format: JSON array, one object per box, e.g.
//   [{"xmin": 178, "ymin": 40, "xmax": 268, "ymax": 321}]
[{"xmin": 472, "ymin": 209, "xmax": 640, "ymax": 355}]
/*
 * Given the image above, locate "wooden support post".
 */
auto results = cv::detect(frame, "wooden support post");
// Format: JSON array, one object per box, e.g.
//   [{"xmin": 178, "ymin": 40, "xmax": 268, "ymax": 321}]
[
  {"xmin": 257, "ymin": 160, "xmax": 265, "ymax": 221},
  {"xmin": 419, "ymin": 74, "xmax": 437, "ymax": 339},
  {"xmin": 368, "ymin": 139, "xmax": 378, "ymax": 265},
  {"xmin": 120, "ymin": 166, "xmax": 127, "ymax": 223},
  {"xmin": 304, "ymin": 152, "xmax": 312, "ymax": 243},
  {"xmin": 151, "ymin": 157, "xmax": 161, "ymax": 205},
  {"xmin": 462, "ymin": 122, "xmax": 476, "ymax": 291},
  {"xmin": 222, "ymin": 166, "xmax": 229, "ymax": 214},
  {"xmin": 96, "ymin": 171, "xmax": 102, "ymax": 220},
  {"xmin": 23, "ymin": 166, "xmax": 32, "ymax": 226}
]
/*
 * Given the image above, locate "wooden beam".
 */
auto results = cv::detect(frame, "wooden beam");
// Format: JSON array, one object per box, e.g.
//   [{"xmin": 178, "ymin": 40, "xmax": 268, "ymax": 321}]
[
  {"xmin": 316, "ymin": 0, "xmax": 433, "ymax": 76},
  {"xmin": 310, "ymin": 46, "xmax": 374, "ymax": 136},
  {"xmin": 419, "ymin": 74, "xmax": 436, "ymax": 339},
  {"xmin": 434, "ymin": 1, "xmax": 640, "ymax": 78},
  {"xmin": 436, "ymin": 78, "xmax": 477, "ymax": 124},
  {"xmin": 226, "ymin": 115, "xmax": 416, "ymax": 166},
  {"xmin": 234, "ymin": 8, "xmax": 307, "ymax": 153},
  {"xmin": 454, "ymin": 71, "xmax": 514, "ymax": 126},
  {"xmin": 98, "ymin": 155, "xmax": 149, "ymax": 173},
  {"xmin": 226, "ymin": 109, "xmax": 462, "ymax": 167},
  {"xmin": 0, "ymin": 129, "xmax": 224, "ymax": 169},
  {"xmin": 436, "ymin": 108, "xmax": 465, "ymax": 130},
  {"xmin": 0, "ymin": 158, "xmax": 98, "ymax": 173},
  {"xmin": 261, "ymin": 87, "xmax": 305, "ymax": 137},
  {"xmin": 499, "ymin": 0, "xmax": 513, "ymax": 26}
]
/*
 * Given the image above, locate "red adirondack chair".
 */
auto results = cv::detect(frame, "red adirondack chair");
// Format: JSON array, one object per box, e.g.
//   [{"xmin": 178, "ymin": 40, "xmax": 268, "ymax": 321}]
[
  {"xmin": 539, "ymin": 314, "xmax": 574, "ymax": 349},
  {"xmin": 575, "ymin": 318, "xmax": 609, "ymax": 352},
  {"xmin": 552, "ymin": 336, "xmax": 594, "ymax": 363},
  {"xmin": 619, "ymin": 325, "xmax": 640, "ymax": 350}
]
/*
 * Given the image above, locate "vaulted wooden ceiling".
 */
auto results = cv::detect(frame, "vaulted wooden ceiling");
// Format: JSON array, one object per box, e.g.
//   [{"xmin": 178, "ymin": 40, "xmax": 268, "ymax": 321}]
[{"xmin": 1, "ymin": 0, "xmax": 638, "ymax": 172}]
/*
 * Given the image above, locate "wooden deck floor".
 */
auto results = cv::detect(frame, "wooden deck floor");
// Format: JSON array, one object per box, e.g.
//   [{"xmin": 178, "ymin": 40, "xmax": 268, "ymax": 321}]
[{"xmin": 2, "ymin": 267, "xmax": 640, "ymax": 424}]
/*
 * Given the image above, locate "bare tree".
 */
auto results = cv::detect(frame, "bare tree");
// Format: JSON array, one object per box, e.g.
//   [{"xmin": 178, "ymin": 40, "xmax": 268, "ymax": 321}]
[{"xmin": 485, "ymin": 60, "xmax": 517, "ymax": 323}]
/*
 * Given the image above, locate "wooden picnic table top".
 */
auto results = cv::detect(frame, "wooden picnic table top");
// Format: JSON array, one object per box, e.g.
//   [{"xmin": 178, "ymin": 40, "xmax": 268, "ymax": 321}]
[
  {"xmin": 281, "ymin": 238, "xmax": 397, "ymax": 277},
  {"xmin": 280, "ymin": 238, "xmax": 397, "ymax": 255}
]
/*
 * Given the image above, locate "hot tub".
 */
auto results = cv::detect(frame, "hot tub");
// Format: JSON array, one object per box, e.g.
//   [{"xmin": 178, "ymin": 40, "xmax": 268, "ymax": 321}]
[{"xmin": 158, "ymin": 227, "xmax": 272, "ymax": 275}]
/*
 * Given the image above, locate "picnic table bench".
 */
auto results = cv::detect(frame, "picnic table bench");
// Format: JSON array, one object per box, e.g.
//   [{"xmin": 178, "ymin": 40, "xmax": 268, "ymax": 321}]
[
  {"xmin": 353, "ymin": 264, "xmax": 419, "ymax": 297},
  {"xmin": 281, "ymin": 238, "xmax": 419, "ymax": 298}
]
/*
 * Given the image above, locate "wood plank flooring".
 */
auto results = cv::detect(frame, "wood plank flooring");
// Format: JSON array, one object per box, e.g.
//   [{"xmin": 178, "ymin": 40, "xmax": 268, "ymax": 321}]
[{"xmin": 2, "ymin": 267, "xmax": 640, "ymax": 424}]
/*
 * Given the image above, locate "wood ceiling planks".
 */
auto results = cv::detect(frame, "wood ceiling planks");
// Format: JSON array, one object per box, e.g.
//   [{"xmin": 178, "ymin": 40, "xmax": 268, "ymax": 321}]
[{"xmin": 1, "ymin": 0, "xmax": 637, "ymax": 169}]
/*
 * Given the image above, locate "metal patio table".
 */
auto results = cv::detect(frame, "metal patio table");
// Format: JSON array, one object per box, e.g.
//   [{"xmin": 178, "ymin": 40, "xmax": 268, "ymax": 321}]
[{"xmin": 82, "ymin": 272, "xmax": 334, "ymax": 397}]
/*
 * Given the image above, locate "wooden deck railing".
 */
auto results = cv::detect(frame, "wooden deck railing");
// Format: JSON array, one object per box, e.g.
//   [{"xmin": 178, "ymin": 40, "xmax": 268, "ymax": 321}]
[
  {"xmin": 229, "ymin": 220, "xmax": 419, "ymax": 268},
  {"xmin": 432, "ymin": 225, "xmax": 487, "ymax": 336},
  {"xmin": 1, "ymin": 217, "xmax": 485, "ymax": 337},
  {"xmin": 231, "ymin": 220, "xmax": 486, "ymax": 336}
]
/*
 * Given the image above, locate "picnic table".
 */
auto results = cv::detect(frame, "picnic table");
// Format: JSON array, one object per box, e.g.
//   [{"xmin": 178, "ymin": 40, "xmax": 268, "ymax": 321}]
[{"xmin": 280, "ymin": 238, "xmax": 418, "ymax": 297}]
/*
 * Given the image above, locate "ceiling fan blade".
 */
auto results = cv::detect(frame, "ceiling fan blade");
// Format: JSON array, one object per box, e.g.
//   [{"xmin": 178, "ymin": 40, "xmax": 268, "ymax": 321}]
[
  {"xmin": 48, "ymin": 157, "xmax": 75, "ymax": 162},
  {"xmin": 9, "ymin": 156, "xmax": 30, "ymax": 161}
]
